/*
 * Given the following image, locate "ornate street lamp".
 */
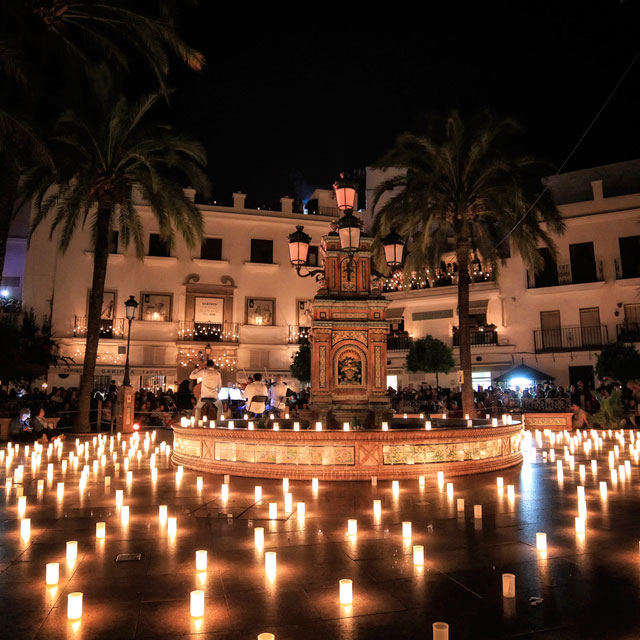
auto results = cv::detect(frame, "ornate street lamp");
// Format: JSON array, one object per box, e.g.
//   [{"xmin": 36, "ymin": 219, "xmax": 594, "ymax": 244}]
[
  {"xmin": 288, "ymin": 225, "xmax": 324, "ymax": 280},
  {"xmin": 381, "ymin": 228, "xmax": 405, "ymax": 268},
  {"xmin": 122, "ymin": 295, "xmax": 138, "ymax": 387},
  {"xmin": 333, "ymin": 173, "xmax": 357, "ymax": 211}
]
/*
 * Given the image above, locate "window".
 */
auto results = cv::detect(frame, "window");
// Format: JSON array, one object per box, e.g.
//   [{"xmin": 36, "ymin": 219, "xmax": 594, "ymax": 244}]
[
  {"xmin": 148, "ymin": 233, "xmax": 170, "ymax": 257},
  {"xmin": 109, "ymin": 230, "xmax": 119, "ymax": 254},
  {"xmin": 569, "ymin": 242, "xmax": 596, "ymax": 284},
  {"xmin": 619, "ymin": 235, "xmax": 640, "ymax": 279},
  {"xmin": 200, "ymin": 237, "xmax": 222, "ymax": 260},
  {"xmin": 306, "ymin": 246, "xmax": 319, "ymax": 267},
  {"xmin": 250, "ymin": 238, "xmax": 273, "ymax": 264},
  {"xmin": 533, "ymin": 247, "xmax": 558, "ymax": 287},
  {"xmin": 140, "ymin": 293, "xmax": 172, "ymax": 321}
]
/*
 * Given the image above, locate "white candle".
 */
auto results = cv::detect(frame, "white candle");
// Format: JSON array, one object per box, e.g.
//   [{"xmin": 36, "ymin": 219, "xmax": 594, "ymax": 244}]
[
  {"xmin": 159, "ymin": 504, "xmax": 167, "ymax": 525},
  {"xmin": 496, "ymin": 477, "xmax": 504, "ymax": 488},
  {"xmin": 168, "ymin": 517, "xmax": 177, "ymax": 537},
  {"xmin": 255, "ymin": 486, "xmax": 262, "ymax": 502},
  {"xmin": 381, "ymin": 422, "xmax": 388, "ymax": 431},
  {"xmin": 433, "ymin": 622, "xmax": 449, "ymax": 640},
  {"xmin": 190, "ymin": 590, "xmax": 204, "ymax": 617},
  {"xmin": 221, "ymin": 483, "xmax": 229, "ymax": 501},
  {"xmin": 315, "ymin": 421, "xmax": 323, "ymax": 431},
  {"xmin": 294, "ymin": 422, "xmax": 300, "ymax": 431},
  {"xmin": 502, "ymin": 573, "xmax": 516, "ymax": 598},
  {"xmin": 96, "ymin": 522, "xmax": 106, "ymax": 539},
  {"xmin": 66, "ymin": 540, "xmax": 78, "ymax": 563},
  {"xmin": 347, "ymin": 519, "xmax": 357, "ymax": 536},
  {"xmin": 265, "ymin": 551, "xmax": 276, "ymax": 575},
  {"xmin": 392, "ymin": 480, "xmax": 399, "ymax": 496},
  {"xmin": 312, "ymin": 478, "xmax": 319, "ymax": 492},
  {"xmin": 282, "ymin": 478, "xmax": 289, "ymax": 493},
  {"xmin": 418, "ymin": 475, "xmax": 425, "ymax": 487},
  {"xmin": 17, "ymin": 495, "xmax": 26, "ymax": 518},
  {"xmin": 507, "ymin": 485, "xmax": 515, "ymax": 501},
  {"xmin": 196, "ymin": 476, "xmax": 203, "ymax": 491},
  {"xmin": 373, "ymin": 499, "xmax": 381, "ymax": 517},
  {"xmin": 195, "ymin": 550, "xmax": 207, "ymax": 571},
  {"xmin": 254, "ymin": 527, "xmax": 264, "ymax": 548},
  {"xmin": 425, "ymin": 421, "xmax": 431, "ymax": 430},
  {"xmin": 437, "ymin": 471, "xmax": 444, "ymax": 486},
  {"xmin": 46, "ymin": 562, "xmax": 59, "ymax": 585},
  {"xmin": 339, "ymin": 578, "xmax": 352, "ymax": 604},
  {"xmin": 269, "ymin": 503, "xmax": 277, "ymax": 519},
  {"xmin": 536, "ymin": 532, "xmax": 547, "ymax": 551},
  {"xmin": 284, "ymin": 492, "xmax": 293, "ymax": 513},
  {"xmin": 402, "ymin": 521, "xmax": 412, "ymax": 538},
  {"xmin": 456, "ymin": 498, "xmax": 465, "ymax": 512},
  {"xmin": 20, "ymin": 518, "xmax": 30, "ymax": 539},
  {"xmin": 296, "ymin": 502, "xmax": 305, "ymax": 516},
  {"xmin": 473, "ymin": 504, "xmax": 482, "ymax": 519},
  {"xmin": 67, "ymin": 592, "xmax": 83, "ymax": 620},
  {"xmin": 446, "ymin": 482, "xmax": 454, "ymax": 498},
  {"xmin": 343, "ymin": 422, "xmax": 350, "ymax": 431},
  {"xmin": 413, "ymin": 544, "xmax": 424, "ymax": 565}
]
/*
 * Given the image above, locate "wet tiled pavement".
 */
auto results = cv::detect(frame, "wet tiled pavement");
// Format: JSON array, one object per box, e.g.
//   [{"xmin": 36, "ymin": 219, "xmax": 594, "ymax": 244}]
[{"xmin": 2, "ymin": 428, "xmax": 640, "ymax": 639}]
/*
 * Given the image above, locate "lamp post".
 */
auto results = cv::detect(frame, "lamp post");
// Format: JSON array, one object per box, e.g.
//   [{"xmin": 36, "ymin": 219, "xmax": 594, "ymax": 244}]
[{"xmin": 122, "ymin": 296, "xmax": 138, "ymax": 387}]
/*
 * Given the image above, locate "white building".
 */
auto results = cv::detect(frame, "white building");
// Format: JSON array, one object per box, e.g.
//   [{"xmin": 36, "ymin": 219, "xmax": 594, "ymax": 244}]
[
  {"xmin": 23, "ymin": 190, "xmax": 341, "ymax": 391},
  {"xmin": 21, "ymin": 159, "xmax": 640, "ymax": 393},
  {"xmin": 364, "ymin": 160, "xmax": 640, "ymax": 390}
]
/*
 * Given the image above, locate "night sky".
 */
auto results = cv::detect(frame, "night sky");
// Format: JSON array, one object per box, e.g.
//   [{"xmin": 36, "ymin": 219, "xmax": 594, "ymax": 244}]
[{"xmin": 170, "ymin": 2, "xmax": 640, "ymax": 209}]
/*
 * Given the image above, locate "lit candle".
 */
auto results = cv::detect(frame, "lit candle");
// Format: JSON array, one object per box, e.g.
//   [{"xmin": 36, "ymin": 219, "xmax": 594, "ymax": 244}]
[
  {"xmin": 446, "ymin": 482, "xmax": 454, "ymax": 498},
  {"xmin": 159, "ymin": 504, "xmax": 167, "ymax": 525},
  {"xmin": 343, "ymin": 422, "xmax": 350, "ymax": 431},
  {"xmin": 196, "ymin": 476, "xmax": 203, "ymax": 491},
  {"xmin": 46, "ymin": 562, "xmax": 59, "ymax": 585},
  {"xmin": 456, "ymin": 498, "xmax": 465, "ymax": 512},
  {"xmin": 66, "ymin": 540, "xmax": 78, "ymax": 563},
  {"xmin": 381, "ymin": 422, "xmax": 388, "ymax": 431},
  {"xmin": 254, "ymin": 527, "xmax": 264, "ymax": 548},
  {"xmin": 392, "ymin": 480, "xmax": 399, "ymax": 497},
  {"xmin": 293, "ymin": 422, "xmax": 300, "ymax": 431},
  {"xmin": 255, "ymin": 486, "xmax": 262, "ymax": 502},
  {"xmin": 433, "ymin": 621, "xmax": 449, "ymax": 640},
  {"xmin": 96, "ymin": 522, "xmax": 106, "ymax": 539},
  {"xmin": 296, "ymin": 502, "xmax": 305, "ymax": 516},
  {"xmin": 221, "ymin": 484, "xmax": 229, "ymax": 501},
  {"xmin": 121, "ymin": 505, "xmax": 129, "ymax": 525},
  {"xmin": 312, "ymin": 478, "xmax": 319, "ymax": 492},
  {"xmin": 269, "ymin": 503, "xmax": 277, "ymax": 519},
  {"xmin": 347, "ymin": 519, "xmax": 357, "ymax": 536},
  {"xmin": 20, "ymin": 518, "xmax": 30, "ymax": 539},
  {"xmin": 425, "ymin": 421, "xmax": 431, "ymax": 430},
  {"xmin": 502, "ymin": 573, "xmax": 516, "ymax": 598},
  {"xmin": 265, "ymin": 551, "xmax": 276, "ymax": 575},
  {"xmin": 284, "ymin": 493, "xmax": 293, "ymax": 513},
  {"xmin": 339, "ymin": 578, "xmax": 352, "ymax": 604},
  {"xmin": 402, "ymin": 521, "xmax": 412, "ymax": 538},
  {"xmin": 536, "ymin": 532, "xmax": 547, "ymax": 551},
  {"xmin": 418, "ymin": 475, "xmax": 425, "ymax": 487},
  {"xmin": 67, "ymin": 592, "xmax": 83, "ymax": 620},
  {"xmin": 413, "ymin": 544, "xmax": 424, "ymax": 565},
  {"xmin": 496, "ymin": 477, "xmax": 504, "ymax": 488},
  {"xmin": 373, "ymin": 499, "xmax": 381, "ymax": 518},
  {"xmin": 17, "ymin": 495, "xmax": 26, "ymax": 518},
  {"xmin": 195, "ymin": 550, "xmax": 207, "ymax": 571},
  {"xmin": 190, "ymin": 590, "xmax": 204, "ymax": 617},
  {"xmin": 473, "ymin": 504, "xmax": 482, "ymax": 519},
  {"xmin": 315, "ymin": 422, "xmax": 323, "ymax": 431},
  {"xmin": 437, "ymin": 471, "xmax": 444, "ymax": 486},
  {"xmin": 168, "ymin": 517, "xmax": 177, "ymax": 537},
  {"xmin": 248, "ymin": 421, "xmax": 255, "ymax": 430},
  {"xmin": 282, "ymin": 478, "xmax": 289, "ymax": 493}
]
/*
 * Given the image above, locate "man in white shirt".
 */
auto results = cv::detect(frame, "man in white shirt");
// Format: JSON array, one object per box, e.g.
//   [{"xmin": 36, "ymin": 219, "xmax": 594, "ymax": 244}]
[
  {"xmin": 243, "ymin": 372, "xmax": 269, "ymax": 415},
  {"xmin": 268, "ymin": 375, "xmax": 288, "ymax": 414},
  {"xmin": 189, "ymin": 360, "xmax": 223, "ymax": 421}
]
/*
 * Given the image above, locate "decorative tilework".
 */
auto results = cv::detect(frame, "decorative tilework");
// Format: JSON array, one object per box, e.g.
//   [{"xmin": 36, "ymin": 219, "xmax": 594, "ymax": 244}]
[
  {"xmin": 375, "ymin": 345, "xmax": 382, "ymax": 388},
  {"xmin": 319, "ymin": 345, "xmax": 327, "ymax": 388},
  {"xmin": 382, "ymin": 439, "xmax": 503, "ymax": 465},
  {"xmin": 175, "ymin": 437, "xmax": 202, "ymax": 458},
  {"xmin": 214, "ymin": 442, "xmax": 356, "ymax": 466}
]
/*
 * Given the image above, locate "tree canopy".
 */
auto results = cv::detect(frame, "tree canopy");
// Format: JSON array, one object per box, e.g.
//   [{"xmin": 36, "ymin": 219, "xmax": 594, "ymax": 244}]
[{"xmin": 595, "ymin": 342, "xmax": 640, "ymax": 384}]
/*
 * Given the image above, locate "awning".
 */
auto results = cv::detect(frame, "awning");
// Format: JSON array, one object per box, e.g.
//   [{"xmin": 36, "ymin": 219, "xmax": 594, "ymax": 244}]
[
  {"xmin": 386, "ymin": 307, "xmax": 405, "ymax": 319},
  {"xmin": 494, "ymin": 364, "xmax": 555, "ymax": 383}
]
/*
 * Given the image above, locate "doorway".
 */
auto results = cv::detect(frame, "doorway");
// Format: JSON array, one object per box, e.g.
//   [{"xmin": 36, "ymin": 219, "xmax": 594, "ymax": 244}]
[
  {"xmin": 579, "ymin": 307, "xmax": 601, "ymax": 347},
  {"xmin": 569, "ymin": 242, "xmax": 597, "ymax": 284},
  {"xmin": 540, "ymin": 310, "xmax": 561, "ymax": 350}
]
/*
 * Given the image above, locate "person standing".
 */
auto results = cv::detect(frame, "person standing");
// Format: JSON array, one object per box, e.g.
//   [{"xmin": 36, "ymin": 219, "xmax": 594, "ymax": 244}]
[{"xmin": 189, "ymin": 360, "xmax": 222, "ymax": 421}]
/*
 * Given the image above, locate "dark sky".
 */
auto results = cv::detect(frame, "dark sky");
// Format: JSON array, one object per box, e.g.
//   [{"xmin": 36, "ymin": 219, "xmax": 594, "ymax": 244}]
[{"xmin": 170, "ymin": 2, "xmax": 640, "ymax": 209}]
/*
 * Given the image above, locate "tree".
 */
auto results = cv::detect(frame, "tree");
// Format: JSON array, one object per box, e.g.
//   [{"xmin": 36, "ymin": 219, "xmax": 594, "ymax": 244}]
[
  {"xmin": 372, "ymin": 111, "xmax": 564, "ymax": 416},
  {"xmin": 290, "ymin": 342, "xmax": 311, "ymax": 385},
  {"xmin": 22, "ymin": 94, "xmax": 210, "ymax": 432},
  {"xmin": 406, "ymin": 335, "xmax": 454, "ymax": 387},
  {"xmin": 595, "ymin": 342, "xmax": 640, "ymax": 384},
  {"xmin": 0, "ymin": 0, "xmax": 205, "ymax": 280}
]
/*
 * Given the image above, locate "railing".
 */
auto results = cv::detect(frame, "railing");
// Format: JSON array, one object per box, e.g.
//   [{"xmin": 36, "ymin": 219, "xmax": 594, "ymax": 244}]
[
  {"xmin": 527, "ymin": 260, "xmax": 604, "ymax": 289},
  {"xmin": 73, "ymin": 316, "xmax": 125, "ymax": 338},
  {"xmin": 288, "ymin": 324, "xmax": 310, "ymax": 344},
  {"xmin": 453, "ymin": 330, "xmax": 498, "ymax": 347},
  {"xmin": 387, "ymin": 335, "xmax": 413, "ymax": 351},
  {"xmin": 533, "ymin": 324, "xmax": 608, "ymax": 353},
  {"xmin": 617, "ymin": 322, "xmax": 640, "ymax": 343},
  {"xmin": 516, "ymin": 397, "xmax": 571, "ymax": 412},
  {"xmin": 382, "ymin": 270, "xmax": 494, "ymax": 292},
  {"xmin": 178, "ymin": 321, "xmax": 239, "ymax": 342},
  {"xmin": 614, "ymin": 258, "xmax": 640, "ymax": 280}
]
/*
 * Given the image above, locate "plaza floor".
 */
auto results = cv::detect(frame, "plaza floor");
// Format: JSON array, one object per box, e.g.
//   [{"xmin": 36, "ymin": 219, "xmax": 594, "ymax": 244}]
[{"xmin": 2, "ymin": 428, "xmax": 640, "ymax": 639}]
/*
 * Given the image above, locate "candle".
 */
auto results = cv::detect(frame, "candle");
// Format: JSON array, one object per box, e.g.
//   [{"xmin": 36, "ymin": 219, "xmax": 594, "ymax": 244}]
[
  {"xmin": 312, "ymin": 478, "xmax": 319, "ymax": 492},
  {"xmin": 373, "ymin": 499, "xmax": 381, "ymax": 518},
  {"xmin": 418, "ymin": 475, "xmax": 425, "ymax": 487},
  {"xmin": 195, "ymin": 550, "xmax": 207, "ymax": 571},
  {"xmin": 343, "ymin": 422, "xmax": 350, "ymax": 431},
  {"xmin": 433, "ymin": 622, "xmax": 449, "ymax": 640},
  {"xmin": 502, "ymin": 573, "xmax": 516, "ymax": 598},
  {"xmin": 446, "ymin": 482, "xmax": 454, "ymax": 498},
  {"xmin": 507, "ymin": 485, "xmax": 515, "ymax": 501},
  {"xmin": 67, "ymin": 592, "xmax": 83, "ymax": 620},
  {"xmin": 316, "ymin": 421, "xmax": 323, "ymax": 431},
  {"xmin": 496, "ymin": 477, "xmax": 504, "ymax": 488},
  {"xmin": 190, "ymin": 590, "xmax": 204, "ymax": 617},
  {"xmin": 159, "ymin": 505, "xmax": 167, "ymax": 525},
  {"xmin": 296, "ymin": 502, "xmax": 305, "ymax": 516},
  {"xmin": 381, "ymin": 421, "xmax": 388, "ymax": 431},
  {"xmin": 339, "ymin": 578, "xmax": 352, "ymax": 604},
  {"xmin": 196, "ymin": 476, "xmax": 203, "ymax": 491},
  {"xmin": 221, "ymin": 484, "xmax": 229, "ymax": 501},
  {"xmin": 347, "ymin": 519, "xmax": 357, "ymax": 536},
  {"xmin": 168, "ymin": 517, "xmax": 177, "ymax": 537},
  {"xmin": 57, "ymin": 482, "xmax": 64, "ymax": 499},
  {"xmin": 392, "ymin": 480, "xmax": 399, "ymax": 496},
  {"xmin": 293, "ymin": 422, "xmax": 300, "ymax": 431},
  {"xmin": 66, "ymin": 540, "xmax": 78, "ymax": 563},
  {"xmin": 265, "ymin": 551, "xmax": 276, "ymax": 575},
  {"xmin": 402, "ymin": 521, "xmax": 412, "ymax": 538},
  {"xmin": 17, "ymin": 495, "xmax": 26, "ymax": 517},
  {"xmin": 255, "ymin": 486, "xmax": 262, "ymax": 502},
  {"xmin": 121, "ymin": 505, "xmax": 129, "ymax": 525},
  {"xmin": 20, "ymin": 518, "xmax": 30, "ymax": 539},
  {"xmin": 282, "ymin": 478, "xmax": 289, "ymax": 493},
  {"xmin": 456, "ymin": 498, "xmax": 465, "ymax": 512},
  {"xmin": 254, "ymin": 527, "xmax": 264, "ymax": 548},
  {"xmin": 536, "ymin": 532, "xmax": 547, "ymax": 551},
  {"xmin": 46, "ymin": 562, "xmax": 59, "ymax": 585},
  {"xmin": 425, "ymin": 421, "xmax": 431, "ymax": 430},
  {"xmin": 248, "ymin": 421, "xmax": 255, "ymax": 430},
  {"xmin": 96, "ymin": 522, "xmax": 106, "ymax": 539},
  {"xmin": 269, "ymin": 503, "xmax": 277, "ymax": 519},
  {"xmin": 473, "ymin": 504, "xmax": 482, "ymax": 519},
  {"xmin": 413, "ymin": 544, "xmax": 424, "ymax": 565},
  {"xmin": 575, "ymin": 516, "xmax": 585, "ymax": 534},
  {"xmin": 115, "ymin": 489, "xmax": 123, "ymax": 505},
  {"xmin": 437, "ymin": 471, "xmax": 444, "ymax": 486}
]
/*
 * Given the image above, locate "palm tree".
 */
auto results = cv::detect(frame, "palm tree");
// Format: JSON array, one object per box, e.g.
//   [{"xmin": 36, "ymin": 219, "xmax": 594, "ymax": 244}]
[
  {"xmin": 0, "ymin": 0, "xmax": 205, "ymax": 280},
  {"xmin": 372, "ymin": 110, "xmax": 565, "ymax": 417},
  {"xmin": 21, "ymin": 94, "xmax": 210, "ymax": 432}
]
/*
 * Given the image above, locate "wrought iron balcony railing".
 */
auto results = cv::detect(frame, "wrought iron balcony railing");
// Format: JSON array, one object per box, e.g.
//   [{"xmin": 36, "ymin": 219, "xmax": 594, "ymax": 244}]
[
  {"xmin": 288, "ymin": 325, "xmax": 310, "ymax": 344},
  {"xmin": 178, "ymin": 321, "xmax": 239, "ymax": 342},
  {"xmin": 387, "ymin": 335, "xmax": 413, "ymax": 351},
  {"xmin": 617, "ymin": 322, "xmax": 640, "ymax": 343},
  {"xmin": 527, "ymin": 260, "xmax": 604, "ymax": 289},
  {"xmin": 74, "ymin": 316, "xmax": 125, "ymax": 339},
  {"xmin": 533, "ymin": 324, "xmax": 608, "ymax": 353},
  {"xmin": 453, "ymin": 329, "xmax": 498, "ymax": 347}
]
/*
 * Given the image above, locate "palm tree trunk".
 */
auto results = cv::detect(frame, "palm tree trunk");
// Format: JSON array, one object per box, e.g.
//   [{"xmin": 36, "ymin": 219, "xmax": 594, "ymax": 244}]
[
  {"xmin": 0, "ymin": 157, "xmax": 21, "ymax": 283},
  {"xmin": 456, "ymin": 242, "xmax": 476, "ymax": 418},
  {"xmin": 73, "ymin": 206, "xmax": 111, "ymax": 433}
]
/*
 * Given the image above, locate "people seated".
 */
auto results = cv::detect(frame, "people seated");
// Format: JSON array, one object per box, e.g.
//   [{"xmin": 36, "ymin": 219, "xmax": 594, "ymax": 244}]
[
  {"xmin": 242, "ymin": 373, "xmax": 269, "ymax": 415},
  {"xmin": 268, "ymin": 375, "xmax": 288, "ymax": 414}
]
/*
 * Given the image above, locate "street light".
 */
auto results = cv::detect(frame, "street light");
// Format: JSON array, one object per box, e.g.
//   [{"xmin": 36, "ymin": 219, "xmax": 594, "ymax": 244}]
[
  {"xmin": 122, "ymin": 296, "xmax": 138, "ymax": 387},
  {"xmin": 288, "ymin": 225, "xmax": 324, "ymax": 280},
  {"xmin": 381, "ymin": 228, "xmax": 405, "ymax": 268}
]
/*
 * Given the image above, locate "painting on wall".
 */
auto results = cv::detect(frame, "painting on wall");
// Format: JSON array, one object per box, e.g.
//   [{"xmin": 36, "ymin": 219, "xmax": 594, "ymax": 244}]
[
  {"xmin": 140, "ymin": 293, "xmax": 172, "ymax": 322},
  {"xmin": 246, "ymin": 298, "xmax": 275, "ymax": 326},
  {"xmin": 337, "ymin": 349, "xmax": 364, "ymax": 386},
  {"xmin": 101, "ymin": 291, "xmax": 116, "ymax": 320},
  {"xmin": 297, "ymin": 299, "xmax": 313, "ymax": 327}
]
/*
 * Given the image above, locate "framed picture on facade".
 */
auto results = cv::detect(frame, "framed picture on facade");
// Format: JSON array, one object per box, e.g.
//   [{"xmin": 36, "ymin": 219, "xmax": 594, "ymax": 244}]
[
  {"xmin": 100, "ymin": 291, "xmax": 116, "ymax": 320},
  {"xmin": 140, "ymin": 293, "xmax": 172, "ymax": 322},
  {"xmin": 297, "ymin": 299, "xmax": 313, "ymax": 327},
  {"xmin": 246, "ymin": 297, "xmax": 275, "ymax": 326},
  {"xmin": 194, "ymin": 296, "xmax": 224, "ymax": 324}
]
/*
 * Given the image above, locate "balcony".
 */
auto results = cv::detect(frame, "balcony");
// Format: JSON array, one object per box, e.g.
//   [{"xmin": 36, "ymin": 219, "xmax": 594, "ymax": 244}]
[
  {"xmin": 533, "ymin": 324, "xmax": 608, "ymax": 354},
  {"xmin": 617, "ymin": 322, "xmax": 640, "ymax": 343},
  {"xmin": 383, "ymin": 270, "xmax": 493, "ymax": 293},
  {"xmin": 387, "ymin": 335, "xmax": 413, "ymax": 351},
  {"xmin": 288, "ymin": 325, "xmax": 310, "ymax": 344},
  {"xmin": 74, "ymin": 316, "xmax": 125, "ymax": 339},
  {"xmin": 614, "ymin": 258, "xmax": 640, "ymax": 282},
  {"xmin": 178, "ymin": 321, "xmax": 239, "ymax": 343},
  {"xmin": 453, "ymin": 329, "xmax": 498, "ymax": 347},
  {"xmin": 527, "ymin": 260, "xmax": 604, "ymax": 289}
]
